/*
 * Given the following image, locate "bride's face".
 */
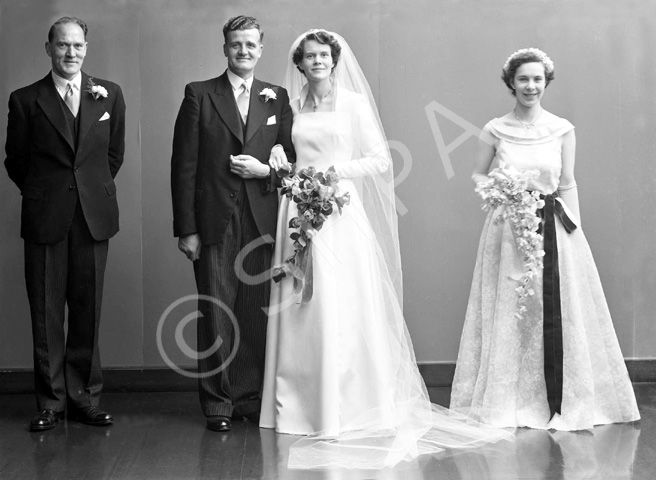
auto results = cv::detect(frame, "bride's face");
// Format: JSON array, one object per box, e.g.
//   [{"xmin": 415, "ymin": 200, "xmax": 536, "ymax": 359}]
[{"xmin": 300, "ymin": 40, "xmax": 334, "ymax": 82}]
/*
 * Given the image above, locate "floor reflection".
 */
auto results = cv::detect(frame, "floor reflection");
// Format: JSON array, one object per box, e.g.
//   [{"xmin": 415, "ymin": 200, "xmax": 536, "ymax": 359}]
[
  {"xmin": 0, "ymin": 389, "xmax": 653, "ymax": 479},
  {"xmin": 448, "ymin": 423, "xmax": 640, "ymax": 480},
  {"xmin": 259, "ymin": 421, "xmax": 641, "ymax": 480},
  {"xmin": 260, "ymin": 427, "xmax": 431, "ymax": 479}
]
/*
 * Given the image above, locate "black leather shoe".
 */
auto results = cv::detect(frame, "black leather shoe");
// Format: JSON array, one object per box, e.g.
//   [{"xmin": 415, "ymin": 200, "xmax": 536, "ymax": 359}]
[
  {"xmin": 207, "ymin": 415, "xmax": 232, "ymax": 432},
  {"xmin": 30, "ymin": 409, "xmax": 65, "ymax": 431},
  {"xmin": 71, "ymin": 406, "xmax": 114, "ymax": 426}
]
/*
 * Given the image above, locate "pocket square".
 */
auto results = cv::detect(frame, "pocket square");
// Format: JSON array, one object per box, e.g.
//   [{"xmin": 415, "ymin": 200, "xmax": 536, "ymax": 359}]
[
  {"xmin": 267, "ymin": 115, "xmax": 276, "ymax": 125},
  {"xmin": 99, "ymin": 112, "xmax": 110, "ymax": 121}
]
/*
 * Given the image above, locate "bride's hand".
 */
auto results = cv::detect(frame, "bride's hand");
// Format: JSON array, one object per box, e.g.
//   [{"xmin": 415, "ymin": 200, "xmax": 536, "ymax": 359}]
[{"xmin": 269, "ymin": 144, "xmax": 291, "ymax": 173}]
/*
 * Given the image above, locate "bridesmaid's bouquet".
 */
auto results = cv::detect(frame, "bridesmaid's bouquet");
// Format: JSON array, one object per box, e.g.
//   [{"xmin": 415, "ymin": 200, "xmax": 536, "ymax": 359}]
[
  {"xmin": 476, "ymin": 161, "xmax": 545, "ymax": 319},
  {"xmin": 272, "ymin": 165, "xmax": 350, "ymax": 303}
]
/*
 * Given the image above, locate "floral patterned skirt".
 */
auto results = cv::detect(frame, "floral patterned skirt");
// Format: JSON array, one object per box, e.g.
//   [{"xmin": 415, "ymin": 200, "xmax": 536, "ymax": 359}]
[{"xmin": 450, "ymin": 207, "xmax": 640, "ymax": 430}]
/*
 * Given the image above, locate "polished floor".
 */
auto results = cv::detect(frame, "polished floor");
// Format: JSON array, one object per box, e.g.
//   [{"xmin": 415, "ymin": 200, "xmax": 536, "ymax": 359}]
[{"xmin": 0, "ymin": 385, "xmax": 654, "ymax": 480}]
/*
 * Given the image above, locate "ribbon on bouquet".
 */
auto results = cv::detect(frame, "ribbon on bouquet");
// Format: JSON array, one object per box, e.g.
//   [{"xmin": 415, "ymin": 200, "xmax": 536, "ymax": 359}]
[
  {"xmin": 295, "ymin": 241, "xmax": 314, "ymax": 303},
  {"xmin": 537, "ymin": 192, "xmax": 577, "ymax": 420},
  {"xmin": 272, "ymin": 236, "xmax": 314, "ymax": 304}
]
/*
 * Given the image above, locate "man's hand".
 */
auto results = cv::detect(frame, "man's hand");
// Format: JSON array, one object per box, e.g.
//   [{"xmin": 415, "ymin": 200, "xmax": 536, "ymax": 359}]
[
  {"xmin": 268, "ymin": 145, "xmax": 291, "ymax": 173},
  {"xmin": 230, "ymin": 155, "xmax": 270, "ymax": 179},
  {"xmin": 178, "ymin": 234, "xmax": 202, "ymax": 261}
]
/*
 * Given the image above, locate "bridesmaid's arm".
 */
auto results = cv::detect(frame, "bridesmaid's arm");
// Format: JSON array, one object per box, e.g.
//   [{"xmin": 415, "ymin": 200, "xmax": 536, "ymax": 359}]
[
  {"xmin": 558, "ymin": 130, "xmax": 581, "ymax": 225},
  {"xmin": 471, "ymin": 126, "xmax": 496, "ymax": 186},
  {"xmin": 559, "ymin": 130, "xmax": 577, "ymax": 186}
]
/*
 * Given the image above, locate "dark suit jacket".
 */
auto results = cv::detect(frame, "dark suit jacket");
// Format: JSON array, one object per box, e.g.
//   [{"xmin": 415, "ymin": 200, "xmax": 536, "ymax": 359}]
[
  {"xmin": 171, "ymin": 71, "xmax": 294, "ymax": 244},
  {"xmin": 4, "ymin": 72, "xmax": 126, "ymax": 244}
]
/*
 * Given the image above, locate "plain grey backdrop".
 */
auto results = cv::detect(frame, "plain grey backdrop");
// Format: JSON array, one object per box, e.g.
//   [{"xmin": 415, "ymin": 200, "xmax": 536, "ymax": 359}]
[{"xmin": 1, "ymin": 0, "xmax": 654, "ymax": 370}]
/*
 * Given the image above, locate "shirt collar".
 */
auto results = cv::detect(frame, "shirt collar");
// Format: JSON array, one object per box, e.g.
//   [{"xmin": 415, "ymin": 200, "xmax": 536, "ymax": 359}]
[
  {"xmin": 226, "ymin": 69, "xmax": 253, "ymax": 92},
  {"xmin": 51, "ymin": 71, "xmax": 82, "ymax": 94}
]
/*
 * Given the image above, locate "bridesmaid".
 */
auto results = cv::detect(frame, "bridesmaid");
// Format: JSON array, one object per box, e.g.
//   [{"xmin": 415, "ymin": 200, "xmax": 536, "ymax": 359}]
[{"xmin": 450, "ymin": 48, "xmax": 640, "ymax": 431}]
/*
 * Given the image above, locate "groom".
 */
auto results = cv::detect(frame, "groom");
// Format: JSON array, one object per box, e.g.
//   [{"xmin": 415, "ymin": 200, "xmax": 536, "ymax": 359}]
[{"xmin": 171, "ymin": 15, "xmax": 294, "ymax": 432}]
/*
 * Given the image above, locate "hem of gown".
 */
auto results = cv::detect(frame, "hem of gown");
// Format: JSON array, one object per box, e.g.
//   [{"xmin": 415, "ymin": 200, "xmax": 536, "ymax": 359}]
[
  {"xmin": 258, "ymin": 423, "xmax": 314, "ymax": 436},
  {"xmin": 526, "ymin": 416, "xmax": 641, "ymax": 432},
  {"xmin": 452, "ymin": 409, "xmax": 641, "ymax": 432}
]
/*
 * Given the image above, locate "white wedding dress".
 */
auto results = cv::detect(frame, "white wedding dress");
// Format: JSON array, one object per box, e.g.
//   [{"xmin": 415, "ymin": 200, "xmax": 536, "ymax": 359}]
[
  {"xmin": 260, "ymin": 88, "xmax": 513, "ymax": 469},
  {"xmin": 261, "ymin": 90, "xmax": 396, "ymax": 436}
]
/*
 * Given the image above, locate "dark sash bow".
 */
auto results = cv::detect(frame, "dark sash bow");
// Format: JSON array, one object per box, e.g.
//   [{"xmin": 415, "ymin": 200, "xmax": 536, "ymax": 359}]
[{"xmin": 537, "ymin": 192, "xmax": 577, "ymax": 420}]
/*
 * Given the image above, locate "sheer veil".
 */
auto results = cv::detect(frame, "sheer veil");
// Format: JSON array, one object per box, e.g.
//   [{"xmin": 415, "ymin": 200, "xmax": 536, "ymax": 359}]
[
  {"xmin": 283, "ymin": 29, "xmax": 514, "ymax": 470},
  {"xmin": 283, "ymin": 29, "xmax": 403, "ymax": 304}
]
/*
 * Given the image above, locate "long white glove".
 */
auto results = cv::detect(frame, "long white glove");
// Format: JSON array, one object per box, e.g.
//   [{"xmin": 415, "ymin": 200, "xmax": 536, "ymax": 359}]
[{"xmin": 557, "ymin": 183, "xmax": 581, "ymax": 227}]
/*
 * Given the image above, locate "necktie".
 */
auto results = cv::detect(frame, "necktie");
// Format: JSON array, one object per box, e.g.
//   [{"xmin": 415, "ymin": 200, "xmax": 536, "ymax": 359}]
[
  {"xmin": 65, "ymin": 83, "xmax": 78, "ymax": 117},
  {"xmin": 237, "ymin": 82, "xmax": 249, "ymax": 124}
]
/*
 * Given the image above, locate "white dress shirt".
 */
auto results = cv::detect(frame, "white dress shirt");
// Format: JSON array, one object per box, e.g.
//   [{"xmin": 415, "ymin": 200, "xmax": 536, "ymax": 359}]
[{"xmin": 226, "ymin": 69, "xmax": 253, "ymax": 103}]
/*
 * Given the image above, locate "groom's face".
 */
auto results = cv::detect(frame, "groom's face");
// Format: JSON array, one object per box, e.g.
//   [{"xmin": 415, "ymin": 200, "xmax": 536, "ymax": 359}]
[{"xmin": 223, "ymin": 28, "xmax": 263, "ymax": 78}]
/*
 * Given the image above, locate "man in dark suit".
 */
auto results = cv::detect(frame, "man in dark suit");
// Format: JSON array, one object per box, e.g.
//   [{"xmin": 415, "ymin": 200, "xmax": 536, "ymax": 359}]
[
  {"xmin": 171, "ymin": 15, "xmax": 293, "ymax": 432},
  {"xmin": 4, "ymin": 17, "xmax": 126, "ymax": 431}
]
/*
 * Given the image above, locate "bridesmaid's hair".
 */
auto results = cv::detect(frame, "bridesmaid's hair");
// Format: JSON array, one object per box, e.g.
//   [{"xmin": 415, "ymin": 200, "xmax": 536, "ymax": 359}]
[
  {"xmin": 48, "ymin": 17, "xmax": 88, "ymax": 42},
  {"xmin": 223, "ymin": 15, "xmax": 263, "ymax": 42},
  {"xmin": 292, "ymin": 31, "xmax": 342, "ymax": 75},
  {"xmin": 502, "ymin": 48, "xmax": 555, "ymax": 96}
]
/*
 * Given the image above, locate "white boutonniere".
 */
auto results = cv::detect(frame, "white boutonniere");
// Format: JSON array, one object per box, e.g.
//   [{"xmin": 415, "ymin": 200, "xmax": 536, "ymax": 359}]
[
  {"xmin": 259, "ymin": 87, "xmax": 277, "ymax": 102},
  {"xmin": 86, "ymin": 77, "xmax": 108, "ymax": 100}
]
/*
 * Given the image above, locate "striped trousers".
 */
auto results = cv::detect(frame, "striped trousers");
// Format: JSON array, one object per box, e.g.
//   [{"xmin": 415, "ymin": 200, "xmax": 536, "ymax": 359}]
[{"xmin": 193, "ymin": 189, "xmax": 272, "ymax": 417}]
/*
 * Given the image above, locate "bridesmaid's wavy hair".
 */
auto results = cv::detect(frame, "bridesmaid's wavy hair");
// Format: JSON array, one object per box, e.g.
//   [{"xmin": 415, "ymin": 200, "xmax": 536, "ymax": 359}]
[
  {"xmin": 48, "ymin": 16, "xmax": 88, "ymax": 42},
  {"xmin": 292, "ymin": 31, "xmax": 341, "ymax": 75},
  {"xmin": 502, "ymin": 48, "xmax": 555, "ymax": 96},
  {"xmin": 223, "ymin": 15, "xmax": 263, "ymax": 42}
]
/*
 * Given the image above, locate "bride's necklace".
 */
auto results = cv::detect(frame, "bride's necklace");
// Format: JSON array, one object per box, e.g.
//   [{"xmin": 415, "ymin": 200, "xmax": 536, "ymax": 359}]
[
  {"xmin": 513, "ymin": 109, "xmax": 543, "ymax": 129},
  {"xmin": 310, "ymin": 87, "xmax": 332, "ymax": 112}
]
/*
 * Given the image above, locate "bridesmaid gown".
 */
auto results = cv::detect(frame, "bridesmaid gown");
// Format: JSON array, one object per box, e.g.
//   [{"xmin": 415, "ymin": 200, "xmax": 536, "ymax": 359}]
[{"xmin": 450, "ymin": 113, "xmax": 641, "ymax": 431}]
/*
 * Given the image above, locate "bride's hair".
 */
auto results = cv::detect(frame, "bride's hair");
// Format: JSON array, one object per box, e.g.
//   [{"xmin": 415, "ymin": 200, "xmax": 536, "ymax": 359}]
[{"xmin": 291, "ymin": 30, "xmax": 342, "ymax": 75}]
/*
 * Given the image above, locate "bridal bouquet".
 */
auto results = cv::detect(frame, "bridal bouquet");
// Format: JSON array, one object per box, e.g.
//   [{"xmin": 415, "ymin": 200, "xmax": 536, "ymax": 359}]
[
  {"xmin": 476, "ymin": 161, "xmax": 545, "ymax": 319},
  {"xmin": 272, "ymin": 165, "xmax": 350, "ymax": 303}
]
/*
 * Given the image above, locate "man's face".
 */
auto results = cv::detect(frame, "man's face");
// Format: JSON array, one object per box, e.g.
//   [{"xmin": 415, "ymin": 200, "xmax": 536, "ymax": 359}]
[
  {"xmin": 45, "ymin": 23, "xmax": 87, "ymax": 80},
  {"xmin": 223, "ymin": 28, "xmax": 263, "ymax": 79}
]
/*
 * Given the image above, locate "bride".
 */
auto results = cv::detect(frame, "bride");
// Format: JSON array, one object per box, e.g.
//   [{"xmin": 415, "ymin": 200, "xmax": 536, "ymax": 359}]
[{"xmin": 259, "ymin": 29, "xmax": 512, "ymax": 469}]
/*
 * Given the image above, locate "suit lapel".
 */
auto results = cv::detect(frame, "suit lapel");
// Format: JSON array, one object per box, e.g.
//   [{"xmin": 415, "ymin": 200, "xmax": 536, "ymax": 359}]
[
  {"xmin": 78, "ymin": 72, "xmax": 104, "ymax": 149},
  {"xmin": 36, "ymin": 74, "xmax": 75, "ymax": 152},
  {"xmin": 244, "ymin": 79, "xmax": 271, "ymax": 144},
  {"xmin": 208, "ymin": 74, "xmax": 243, "ymax": 145}
]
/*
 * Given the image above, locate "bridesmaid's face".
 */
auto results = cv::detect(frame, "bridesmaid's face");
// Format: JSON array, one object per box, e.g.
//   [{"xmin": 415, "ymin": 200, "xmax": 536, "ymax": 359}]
[
  {"xmin": 300, "ymin": 40, "xmax": 334, "ymax": 82},
  {"xmin": 512, "ymin": 62, "xmax": 546, "ymax": 108}
]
